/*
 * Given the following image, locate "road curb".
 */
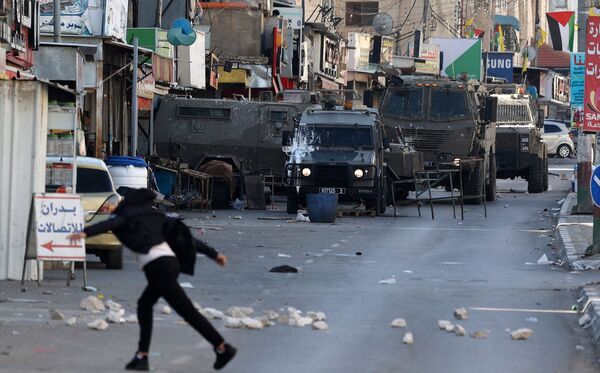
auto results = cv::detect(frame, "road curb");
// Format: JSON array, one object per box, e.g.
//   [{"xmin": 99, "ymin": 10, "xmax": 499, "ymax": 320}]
[
  {"xmin": 578, "ymin": 285, "xmax": 600, "ymax": 351},
  {"xmin": 556, "ymin": 193, "xmax": 580, "ymax": 268}
]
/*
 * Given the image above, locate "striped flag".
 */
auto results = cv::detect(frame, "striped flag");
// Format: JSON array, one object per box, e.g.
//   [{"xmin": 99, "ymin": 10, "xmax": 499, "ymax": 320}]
[{"xmin": 546, "ymin": 11, "xmax": 575, "ymax": 52}]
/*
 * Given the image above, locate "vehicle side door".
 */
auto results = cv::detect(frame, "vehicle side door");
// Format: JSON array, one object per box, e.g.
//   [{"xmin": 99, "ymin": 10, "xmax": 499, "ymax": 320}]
[{"xmin": 542, "ymin": 123, "xmax": 561, "ymax": 152}]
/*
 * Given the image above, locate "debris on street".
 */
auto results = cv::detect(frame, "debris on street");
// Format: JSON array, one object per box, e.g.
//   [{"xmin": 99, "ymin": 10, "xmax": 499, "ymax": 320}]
[
  {"xmin": 307, "ymin": 311, "xmax": 326, "ymax": 321},
  {"xmin": 227, "ymin": 306, "xmax": 254, "ymax": 318},
  {"xmin": 263, "ymin": 310, "xmax": 279, "ymax": 320},
  {"xmin": 470, "ymin": 330, "xmax": 488, "ymax": 339},
  {"xmin": 49, "ymin": 308, "xmax": 65, "ymax": 321},
  {"xmin": 454, "ymin": 324, "xmax": 466, "ymax": 336},
  {"xmin": 160, "ymin": 305, "xmax": 172, "ymax": 315},
  {"xmin": 241, "ymin": 317, "xmax": 264, "ymax": 330},
  {"xmin": 80, "ymin": 296, "xmax": 105, "ymax": 312},
  {"xmin": 525, "ymin": 317, "xmax": 538, "ymax": 323},
  {"xmin": 312, "ymin": 321, "xmax": 329, "ymax": 331},
  {"xmin": 269, "ymin": 265, "xmax": 299, "ymax": 273},
  {"xmin": 277, "ymin": 253, "xmax": 292, "ymax": 258},
  {"xmin": 378, "ymin": 277, "xmax": 396, "ymax": 285},
  {"xmin": 510, "ymin": 328, "xmax": 533, "ymax": 340},
  {"xmin": 65, "ymin": 317, "xmax": 77, "ymax": 327},
  {"xmin": 87, "ymin": 319, "xmax": 109, "ymax": 331},
  {"xmin": 438, "ymin": 320, "xmax": 452, "ymax": 330},
  {"xmin": 453, "ymin": 308, "xmax": 468, "ymax": 320},
  {"xmin": 200, "ymin": 307, "xmax": 224, "ymax": 320},
  {"xmin": 223, "ymin": 317, "xmax": 243, "ymax": 328},
  {"xmin": 579, "ymin": 314, "xmax": 591, "ymax": 326},
  {"xmin": 124, "ymin": 314, "xmax": 138, "ymax": 324},
  {"xmin": 403, "ymin": 332, "xmax": 414, "ymax": 345},
  {"xmin": 179, "ymin": 282, "xmax": 194, "ymax": 289},
  {"xmin": 391, "ymin": 319, "xmax": 406, "ymax": 328},
  {"xmin": 106, "ymin": 309, "xmax": 125, "ymax": 324},
  {"xmin": 105, "ymin": 300, "xmax": 123, "ymax": 311}
]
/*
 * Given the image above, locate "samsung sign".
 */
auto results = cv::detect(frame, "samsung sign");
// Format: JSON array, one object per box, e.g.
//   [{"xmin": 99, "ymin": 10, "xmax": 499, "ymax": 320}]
[{"xmin": 485, "ymin": 52, "xmax": 513, "ymax": 83}]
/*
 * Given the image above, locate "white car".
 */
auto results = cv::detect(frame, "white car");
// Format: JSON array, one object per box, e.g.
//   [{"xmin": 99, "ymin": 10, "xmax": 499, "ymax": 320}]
[{"xmin": 541, "ymin": 120, "xmax": 575, "ymax": 158}]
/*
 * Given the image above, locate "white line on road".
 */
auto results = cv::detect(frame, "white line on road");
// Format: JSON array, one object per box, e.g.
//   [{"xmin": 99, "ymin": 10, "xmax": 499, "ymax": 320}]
[{"xmin": 469, "ymin": 306, "xmax": 577, "ymax": 314}]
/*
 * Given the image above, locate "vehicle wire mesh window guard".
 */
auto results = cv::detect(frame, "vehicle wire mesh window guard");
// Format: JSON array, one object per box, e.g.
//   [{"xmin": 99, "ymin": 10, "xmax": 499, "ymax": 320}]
[
  {"xmin": 430, "ymin": 90, "xmax": 468, "ymax": 121},
  {"xmin": 381, "ymin": 89, "xmax": 423, "ymax": 119}
]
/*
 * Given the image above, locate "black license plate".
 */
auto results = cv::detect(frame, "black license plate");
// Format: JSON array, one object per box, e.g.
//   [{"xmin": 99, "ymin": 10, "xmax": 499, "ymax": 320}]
[{"xmin": 319, "ymin": 187, "xmax": 346, "ymax": 194}]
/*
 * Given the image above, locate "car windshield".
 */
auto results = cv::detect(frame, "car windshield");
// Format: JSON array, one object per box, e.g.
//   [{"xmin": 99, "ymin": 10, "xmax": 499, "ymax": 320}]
[
  {"xmin": 46, "ymin": 166, "xmax": 113, "ymax": 193},
  {"xmin": 299, "ymin": 126, "xmax": 374, "ymax": 148},
  {"xmin": 430, "ymin": 89, "xmax": 468, "ymax": 121},
  {"xmin": 380, "ymin": 88, "xmax": 424, "ymax": 120}
]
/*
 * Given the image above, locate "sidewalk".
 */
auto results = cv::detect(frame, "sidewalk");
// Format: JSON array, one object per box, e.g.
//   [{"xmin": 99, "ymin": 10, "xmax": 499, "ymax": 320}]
[{"xmin": 556, "ymin": 193, "xmax": 600, "ymax": 351}]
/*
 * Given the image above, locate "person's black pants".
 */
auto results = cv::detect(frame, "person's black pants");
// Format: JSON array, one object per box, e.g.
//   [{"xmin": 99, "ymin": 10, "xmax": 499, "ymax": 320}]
[{"xmin": 137, "ymin": 256, "xmax": 225, "ymax": 352}]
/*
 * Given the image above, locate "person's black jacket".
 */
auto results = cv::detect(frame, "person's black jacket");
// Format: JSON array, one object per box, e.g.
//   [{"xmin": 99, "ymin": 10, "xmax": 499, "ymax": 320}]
[{"xmin": 84, "ymin": 189, "xmax": 218, "ymax": 275}]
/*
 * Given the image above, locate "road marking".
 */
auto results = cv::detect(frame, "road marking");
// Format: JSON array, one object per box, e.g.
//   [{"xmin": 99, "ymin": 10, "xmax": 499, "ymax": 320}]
[{"xmin": 470, "ymin": 306, "xmax": 577, "ymax": 314}]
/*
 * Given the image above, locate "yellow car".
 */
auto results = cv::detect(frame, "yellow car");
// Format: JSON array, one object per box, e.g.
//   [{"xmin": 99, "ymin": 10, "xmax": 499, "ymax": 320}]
[{"xmin": 46, "ymin": 157, "xmax": 123, "ymax": 269}]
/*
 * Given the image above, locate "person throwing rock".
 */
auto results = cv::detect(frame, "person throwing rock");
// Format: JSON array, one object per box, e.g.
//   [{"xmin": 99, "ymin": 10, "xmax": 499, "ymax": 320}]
[{"xmin": 68, "ymin": 188, "xmax": 236, "ymax": 371}]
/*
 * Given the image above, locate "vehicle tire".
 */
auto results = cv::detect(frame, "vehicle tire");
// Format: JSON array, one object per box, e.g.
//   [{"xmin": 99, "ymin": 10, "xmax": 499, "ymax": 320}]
[
  {"xmin": 105, "ymin": 247, "xmax": 123, "ymax": 270},
  {"xmin": 557, "ymin": 144, "xmax": 572, "ymax": 158},
  {"xmin": 286, "ymin": 192, "xmax": 298, "ymax": 214},
  {"xmin": 543, "ymin": 150, "xmax": 549, "ymax": 192},
  {"xmin": 485, "ymin": 152, "xmax": 496, "ymax": 202},
  {"xmin": 528, "ymin": 155, "xmax": 544, "ymax": 193},
  {"xmin": 463, "ymin": 161, "xmax": 483, "ymax": 205}
]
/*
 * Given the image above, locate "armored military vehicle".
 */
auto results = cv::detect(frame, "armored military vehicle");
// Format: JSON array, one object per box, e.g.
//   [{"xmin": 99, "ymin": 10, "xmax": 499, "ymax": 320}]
[
  {"xmin": 283, "ymin": 107, "xmax": 422, "ymax": 214},
  {"xmin": 490, "ymin": 91, "xmax": 548, "ymax": 193},
  {"xmin": 378, "ymin": 76, "xmax": 497, "ymax": 204}
]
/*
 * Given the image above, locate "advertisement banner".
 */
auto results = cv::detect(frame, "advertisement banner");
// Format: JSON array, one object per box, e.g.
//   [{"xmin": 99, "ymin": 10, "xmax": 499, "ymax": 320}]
[
  {"xmin": 40, "ymin": 0, "xmax": 93, "ymax": 35},
  {"xmin": 571, "ymin": 52, "xmax": 585, "ymax": 108},
  {"xmin": 583, "ymin": 16, "xmax": 600, "ymax": 131},
  {"xmin": 103, "ymin": 0, "xmax": 128, "ymax": 41},
  {"xmin": 409, "ymin": 43, "xmax": 440, "ymax": 75},
  {"xmin": 347, "ymin": 32, "xmax": 372, "ymax": 72},
  {"xmin": 430, "ymin": 37, "xmax": 482, "ymax": 80},
  {"xmin": 485, "ymin": 52, "xmax": 513, "ymax": 82},
  {"xmin": 380, "ymin": 37, "xmax": 394, "ymax": 65}
]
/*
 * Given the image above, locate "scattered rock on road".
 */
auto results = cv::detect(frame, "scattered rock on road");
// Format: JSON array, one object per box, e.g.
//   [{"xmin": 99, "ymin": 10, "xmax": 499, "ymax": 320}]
[
  {"xmin": 454, "ymin": 324, "xmax": 465, "ymax": 336},
  {"xmin": 378, "ymin": 277, "xmax": 396, "ymax": 285},
  {"xmin": 227, "ymin": 306, "xmax": 254, "ymax": 318},
  {"xmin": 453, "ymin": 308, "xmax": 468, "ymax": 320},
  {"xmin": 307, "ymin": 311, "xmax": 326, "ymax": 321},
  {"xmin": 470, "ymin": 330, "xmax": 488, "ymax": 339},
  {"xmin": 263, "ymin": 310, "xmax": 279, "ymax": 320},
  {"xmin": 391, "ymin": 319, "xmax": 407, "ymax": 328},
  {"xmin": 65, "ymin": 317, "xmax": 76, "ymax": 327},
  {"xmin": 269, "ymin": 265, "xmax": 298, "ymax": 273},
  {"xmin": 49, "ymin": 308, "xmax": 65, "ymax": 321},
  {"xmin": 312, "ymin": 321, "xmax": 329, "ymax": 331},
  {"xmin": 438, "ymin": 320, "xmax": 452, "ymax": 330},
  {"xmin": 124, "ymin": 314, "xmax": 138, "ymax": 324},
  {"xmin": 403, "ymin": 332, "xmax": 414, "ymax": 345},
  {"xmin": 160, "ymin": 305, "xmax": 172, "ymax": 315},
  {"xmin": 106, "ymin": 309, "xmax": 125, "ymax": 324},
  {"xmin": 241, "ymin": 317, "xmax": 264, "ymax": 330},
  {"xmin": 579, "ymin": 314, "xmax": 591, "ymax": 326},
  {"xmin": 80, "ymin": 296, "xmax": 105, "ymax": 312},
  {"xmin": 444, "ymin": 323, "xmax": 455, "ymax": 332},
  {"xmin": 200, "ymin": 307, "xmax": 224, "ymax": 320},
  {"xmin": 87, "ymin": 319, "xmax": 109, "ymax": 331},
  {"xmin": 223, "ymin": 317, "xmax": 242, "ymax": 328},
  {"xmin": 510, "ymin": 328, "xmax": 533, "ymax": 340},
  {"xmin": 105, "ymin": 300, "xmax": 123, "ymax": 311}
]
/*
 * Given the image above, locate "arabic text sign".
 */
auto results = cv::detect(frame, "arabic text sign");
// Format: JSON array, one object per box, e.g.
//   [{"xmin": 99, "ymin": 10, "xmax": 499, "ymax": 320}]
[
  {"xmin": 34, "ymin": 194, "xmax": 86, "ymax": 261},
  {"xmin": 584, "ymin": 16, "xmax": 600, "ymax": 131},
  {"xmin": 409, "ymin": 43, "xmax": 440, "ymax": 75},
  {"xmin": 571, "ymin": 53, "xmax": 585, "ymax": 108}
]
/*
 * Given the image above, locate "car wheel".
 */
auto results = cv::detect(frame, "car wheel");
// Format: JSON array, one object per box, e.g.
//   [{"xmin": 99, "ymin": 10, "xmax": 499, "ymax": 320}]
[
  {"xmin": 105, "ymin": 246, "xmax": 124, "ymax": 269},
  {"xmin": 557, "ymin": 144, "xmax": 572, "ymax": 158}
]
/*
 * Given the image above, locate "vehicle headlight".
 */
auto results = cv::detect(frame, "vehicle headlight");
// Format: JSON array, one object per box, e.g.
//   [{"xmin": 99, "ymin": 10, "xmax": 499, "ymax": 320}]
[
  {"xmin": 98, "ymin": 194, "xmax": 121, "ymax": 215},
  {"xmin": 453, "ymin": 158, "xmax": 461, "ymax": 167},
  {"xmin": 354, "ymin": 169, "xmax": 364, "ymax": 178},
  {"xmin": 302, "ymin": 168, "xmax": 311, "ymax": 177}
]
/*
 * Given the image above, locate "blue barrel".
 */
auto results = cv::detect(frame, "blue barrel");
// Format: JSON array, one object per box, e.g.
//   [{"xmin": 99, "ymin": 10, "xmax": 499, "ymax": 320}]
[{"xmin": 306, "ymin": 193, "xmax": 338, "ymax": 223}]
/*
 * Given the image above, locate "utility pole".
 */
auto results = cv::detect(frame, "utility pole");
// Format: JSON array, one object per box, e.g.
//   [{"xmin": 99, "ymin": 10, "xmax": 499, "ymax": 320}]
[
  {"xmin": 131, "ymin": 37, "xmax": 139, "ymax": 156},
  {"xmin": 155, "ymin": 0, "xmax": 163, "ymax": 28},
  {"xmin": 421, "ymin": 0, "xmax": 430, "ymax": 41},
  {"xmin": 53, "ymin": 0, "xmax": 61, "ymax": 42}
]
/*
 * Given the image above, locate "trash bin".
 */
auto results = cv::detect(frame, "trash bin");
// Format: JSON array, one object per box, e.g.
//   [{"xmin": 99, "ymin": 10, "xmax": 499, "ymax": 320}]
[{"xmin": 306, "ymin": 193, "xmax": 337, "ymax": 223}]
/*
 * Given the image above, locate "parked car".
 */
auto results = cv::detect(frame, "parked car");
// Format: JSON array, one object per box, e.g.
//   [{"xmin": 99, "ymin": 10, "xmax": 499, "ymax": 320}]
[
  {"xmin": 541, "ymin": 120, "xmax": 575, "ymax": 158},
  {"xmin": 46, "ymin": 157, "xmax": 123, "ymax": 269}
]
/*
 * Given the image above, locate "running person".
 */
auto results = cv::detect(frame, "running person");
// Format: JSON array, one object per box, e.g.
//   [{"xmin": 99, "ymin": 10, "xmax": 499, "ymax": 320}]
[{"xmin": 68, "ymin": 188, "xmax": 236, "ymax": 371}]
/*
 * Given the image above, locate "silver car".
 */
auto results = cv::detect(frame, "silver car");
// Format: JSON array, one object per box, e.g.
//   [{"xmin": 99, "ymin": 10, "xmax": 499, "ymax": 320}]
[{"xmin": 541, "ymin": 120, "xmax": 575, "ymax": 158}]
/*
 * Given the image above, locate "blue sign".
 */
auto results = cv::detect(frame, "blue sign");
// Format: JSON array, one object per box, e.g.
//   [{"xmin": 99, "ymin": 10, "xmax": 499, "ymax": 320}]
[
  {"xmin": 591, "ymin": 166, "xmax": 600, "ymax": 207},
  {"xmin": 485, "ymin": 52, "xmax": 513, "ymax": 83},
  {"xmin": 570, "ymin": 53, "xmax": 585, "ymax": 108}
]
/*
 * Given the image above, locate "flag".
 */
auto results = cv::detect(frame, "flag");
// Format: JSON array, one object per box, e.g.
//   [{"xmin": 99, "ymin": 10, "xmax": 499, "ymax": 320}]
[
  {"xmin": 496, "ymin": 25, "xmax": 505, "ymax": 52},
  {"xmin": 535, "ymin": 27, "xmax": 547, "ymax": 48},
  {"xmin": 522, "ymin": 48, "xmax": 529, "ymax": 76},
  {"xmin": 474, "ymin": 29, "xmax": 485, "ymax": 39},
  {"xmin": 463, "ymin": 17, "xmax": 475, "ymax": 38},
  {"xmin": 546, "ymin": 11, "xmax": 575, "ymax": 52}
]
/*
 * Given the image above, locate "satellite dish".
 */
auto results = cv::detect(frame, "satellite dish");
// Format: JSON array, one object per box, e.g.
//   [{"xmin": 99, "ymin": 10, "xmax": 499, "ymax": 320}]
[
  {"xmin": 521, "ymin": 46, "xmax": 537, "ymax": 60},
  {"xmin": 167, "ymin": 18, "xmax": 197, "ymax": 46},
  {"xmin": 372, "ymin": 13, "xmax": 394, "ymax": 36}
]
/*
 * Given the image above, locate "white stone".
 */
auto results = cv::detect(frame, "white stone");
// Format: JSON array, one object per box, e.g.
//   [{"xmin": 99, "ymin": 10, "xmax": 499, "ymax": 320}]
[
  {"xmin": 124, "ymin": 314, "xmax": 138, "ymax": 324},
  {"xmin": 106, "ymin": 309, "xmax": 126, "ymax": 324},
  {"xmin": 453, "ymin": 308, "xmax": 468, "ymax": 320},
  {"xmin": 289, "ymin": 315, "xmax": 313, "ymax": 327},
  {"xmin": 241, "ymin": 317, "xmax": 264, "ymax": 330},
  {"xmin": 105, "ymin": 300, "xmax": 123, "ymax": 311},
  {"xmin": 192, "ymin": 301, "xmax": 202, "ymax": 310},
  {"xmin": 80, "ymin": 296, "xmax": 105, "ymax": 312},
  {"xmin": 579, "ymin": 314, "xmax": 591, "ymax": 326},
  {"xmin": 87, "ymin": 319, "xmax": 109, "ymax": 331},
  {"xmin": 312, "ymin": 321, "xmax": 329, "ymax": 331},
  {"xmin": 226, "ymin": 306, "xmax": 254, "ymax": 318},
  {"xmin": 307, "ymin": 311, "xmax": 326, "ymax": 321},
  {"xmin": 200, "ymin": 307, "xmax": 224, "ymax": 320},
  {"xmin": 160, "ymin": 305, "xmax": 172, "ymax": 315},
  {"xmin": 263, "ymin": 310, "xmax": 279, "ymax": 320},
  {"xmin": 390, "ymin": 319, "xmax": 407, "ymax": 328},
  {"xmin": 510, "ymin": 328, "xmax": 533, "ymax": 340},
  {"xmin": 65, "ymin": 317, "xmax": 76, "ymax": 327},
  {"xmin": 403, "ymin": 332, "xmax": 414, "ymax": 345},
  {"xmin": 471, "ymin": 330, "xmax": 488, "ymax": 339},
  {"xmin": 444, "ymin": 323, "xmax": 455, "ymax": 332},
  {"xmin": 454, "ymin": 324, "xmax": 465, "ymax": 336},
  {"xmin": 378, "ymin": 277, "xmax": 396, "ymax": 285},
  {"xmin": 49, "ymin": 308, "xmax": 65, "ymax": 321},
  {"xmin": 438, "ymin": 320, "xmax": 452, "ymax": 330},
  {"xmin": 223, "ymin": 317, "xmax": 242, "ymax": 328}
]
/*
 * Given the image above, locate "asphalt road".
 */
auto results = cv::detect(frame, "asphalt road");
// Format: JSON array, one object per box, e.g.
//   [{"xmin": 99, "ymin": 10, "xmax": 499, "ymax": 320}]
[{"xmin": 1, "ymin": 156, "xmax": 598, "ymax": 373}]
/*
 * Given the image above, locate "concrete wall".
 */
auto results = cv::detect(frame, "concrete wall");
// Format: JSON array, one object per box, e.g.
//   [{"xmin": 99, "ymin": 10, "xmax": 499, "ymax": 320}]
[{"xmin": 0, "ymin": 81, "xmax": 48, "ymax": 280}]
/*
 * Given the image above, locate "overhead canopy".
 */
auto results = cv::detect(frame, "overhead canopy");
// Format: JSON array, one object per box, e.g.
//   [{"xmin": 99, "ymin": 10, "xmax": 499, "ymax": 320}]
[{"xmin": 494, "ymin": 15, "xmax": 520, "ymax": 31}]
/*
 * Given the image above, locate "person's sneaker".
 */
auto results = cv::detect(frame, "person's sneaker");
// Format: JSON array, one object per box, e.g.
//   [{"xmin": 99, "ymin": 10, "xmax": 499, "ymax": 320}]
[
  {"xmin": 213, "ymin": 343, "xmax": 237, "ymax": 370},
  {"xmin": 125, "ymin": 354, "xmax": 149, "ymax": 371}
]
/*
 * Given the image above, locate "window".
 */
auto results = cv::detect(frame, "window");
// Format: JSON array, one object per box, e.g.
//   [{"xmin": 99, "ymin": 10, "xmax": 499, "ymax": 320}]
[
  {"xmin": 301, "ymin": 126, "xmax": 374, "ymax": 148},
  {"xmin": 345, "ymin": 2, "xmax": 379, "ymax": 27},
  {"xmin": 430, "ymin": 90, "xmax": 468, "ymax": 121},
  {"xmin": 270, "ymin": 111, "xmax": 288, "ymax": 122},
  {"xmin": 177, "ymin": 106, "xmax": 231, "ymax": 119},
  {"xmin": 380, "ymin": 88, "xmax": 424, "ymax": 120},
  {"xmin": 544, "ymin": 124, "xmax": 561, "ymax": 133},
  {"xmin": 76, "ymin": 168, "xmax": 114, "ymax": 193}
]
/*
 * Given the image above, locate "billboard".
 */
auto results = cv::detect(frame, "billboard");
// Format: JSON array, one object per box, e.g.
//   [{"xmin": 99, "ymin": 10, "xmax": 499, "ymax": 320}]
[
  {"xmin": 570, "ymin": 52, "xmax": 585, "ymax": 109},
  {"xmin": 485, "ymin": 52, "xmax": 513, "ymax": 83},
  {"xmin": 409, "ymin": 43, "xmax": 440, "ymax": 75},
  {"xmin": 583, "ymin": 16, "xmax": 600, "ymax": 131},
  {"xmin": 430, "ymin": 37, "xmax": 482, "ymax": 81},
  {"xmin": 347, "ymin": 32, "xmax": 372, "ymax": 72}
]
